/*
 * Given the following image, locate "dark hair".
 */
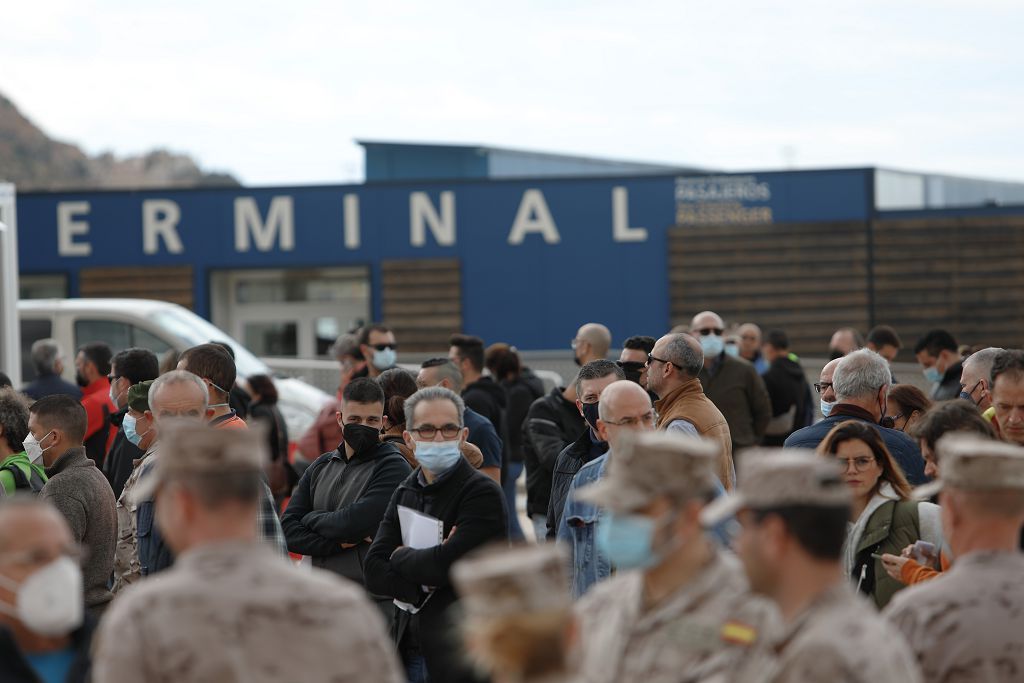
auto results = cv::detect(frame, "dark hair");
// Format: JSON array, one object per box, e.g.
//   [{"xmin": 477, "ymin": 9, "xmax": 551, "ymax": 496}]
[
  {"xmin": 78, "ymin": 342, "xmax": 113, "ymax": 377},
  {"xmin": 753, "ymin": 505, "xmax": 850, "ymax": 560},
  {"xmin": 867, "ymin": 325, "xmax": 902, "ymax": 350},
  {"xmin": 911, "ymin": 400, "xmax": 995, "ymax": 452},
  {"xmin": 574, "ymin": 359, "xmax": 625, "ymax": 397},
  {"xmin": 159, "ymin": 349, "xmax": 180, "ymax": 376},
  {"xmin": 485, "ymin": 343, "xmax": 521, "ymax": 382},
  {"xmin": 377, "ymin": 368, "xmax": 418, "ymax": 427},
  {"xmin": 358, "ymin": 323, "xmax": 392, "ymax": 347},
  {"xmin": 342, "ymin": 377, "xmax": 385, "ymax": 405},
  {"xmin": 111, "ymin": 348, "xmax": 159, "ymax": 385},
  {"xmin": 208, "ymin": 340, "xmax": 236, "ymax": 360},
  {"xmin": 178, "ymin": 344, "xmax": 236, "ymax": 396},
  {"xmin": 0, "ymin": 388, "xmax": 29, "ymax": 453},
  {"xmin": 765, "ymin": 329, "xmax": 789, "ymax": 350},
  {"xmin": 818, "ymin": 420, "xmax": 912, "ymax": 500},
  {"xmin": 0, "ymin": 373, "xmax": 10, "ymax": 389},
  {"xmin": 247, "ymin": 374, "xmax": 278, "ymax": 404},
  {"xmin": 913, "ymin": 329, "xmax": 958, "ymax": 356},
  {"xmin": 421, "ymin": 357, "xmax": 450, "ymax": 369},
  {"xmin": 991, "ymin": 349, "xmax": 1024, "ymax": 388},
  {"xmin": 450, "ymin": 334, "xmax": 485, "ymax": 372},
  {"xmin": 29, "ymin": 395, "xmax": 87, "ymax": 443},
  {"xmin": 622, "ymin": 336, "xmax": 656, "ymax": 354},
  {"xmin": 887, "ymin": 384, "xmax": 932, "ymax": 418}
]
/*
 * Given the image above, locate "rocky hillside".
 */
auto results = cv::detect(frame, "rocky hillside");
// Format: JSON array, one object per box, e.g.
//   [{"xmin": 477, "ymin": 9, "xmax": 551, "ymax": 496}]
[{"xmin": 0, "ymin": 92, "xmax": 239, "ymax": 190}]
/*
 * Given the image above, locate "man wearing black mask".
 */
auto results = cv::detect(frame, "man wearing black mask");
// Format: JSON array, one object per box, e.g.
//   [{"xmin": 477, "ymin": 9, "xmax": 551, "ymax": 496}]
[
  {"xmin": 617, "ymin": 335, "xmax": 658, "ymax": 402},
  {"xmin": 282, "ymin": 378, "xmax": 412, "ymax": 626}
]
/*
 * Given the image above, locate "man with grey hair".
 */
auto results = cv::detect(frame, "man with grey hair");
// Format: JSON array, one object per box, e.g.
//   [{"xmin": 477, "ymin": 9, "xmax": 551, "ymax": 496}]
[
  {"xmin": 365, "ymin": 386, "xmax": 506, "ymax": 682},
  {"xmin": 959, "ymin": 347, "xmax": 1002, "ymax": 416},
  {"xmin": 648, "ymin": 333, "xmax": 734, "ymax": 488},
  {"xmin": 94, "ymin": 424, "xmax": 404, "ymax": 683},
  {"xmin": 23, "ymin": 339, "xmax": 81, "ymax": 401},
  {"xmin": 785, "ymin": 349, "xmax": 926, "ymax": 484}
]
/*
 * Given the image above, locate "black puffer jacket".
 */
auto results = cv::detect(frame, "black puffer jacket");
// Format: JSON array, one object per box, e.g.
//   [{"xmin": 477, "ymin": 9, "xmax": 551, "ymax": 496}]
[
  {"xmin": 761, "ymin": 355, "xmax": 813, "ymax": 446},
  {"xmin": 546, "ymin": 429, "xmax": 608, "ymax": 540},
  {"xmin": 522, "ymin": 387, "xmax": 586, "ymax": 518},
  {"xmin": 501, "ymin": 369, "xmax": 545, "ymax": 464}
]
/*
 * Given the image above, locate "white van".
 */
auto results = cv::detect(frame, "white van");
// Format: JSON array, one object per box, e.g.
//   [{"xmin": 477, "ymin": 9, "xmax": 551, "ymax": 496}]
[{"xmin": 18, "ymin": 298, "xmax": 332, "ymax": 441}]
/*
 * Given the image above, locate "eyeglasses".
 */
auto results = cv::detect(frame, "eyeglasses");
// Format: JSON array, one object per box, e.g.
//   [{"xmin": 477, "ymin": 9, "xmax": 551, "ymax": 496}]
[
  {"xmin": 107, "ymin": 374, "xmax": 122, "ymax": 383},
  {"xmin": 372, "ymin": 343, "xmax": 396, "ymax": 351},
  {"xmin": 836, "ymin": 456, "xmax": 876, "ymax": 472},
  {"xmin": 408, "ymin": 423, "xmax": 462, "ymax": 440},
  {"xmin": 647, "ymin": 354, "xmax": 682, "ymax": 370},
  {"xmin": 813, "ymin": 381, "xmax": 833, "ymax": 394},
  {"xmin": 603, "ymin": 411, "xmax": 657, "ymax": 427},
  {"xmin": 695, "ymin": 327, "xmax": 724, "ymax": 336},
  {"xmin": 616, "ymin": 361, "xmax": 646, "ymax": 371}
]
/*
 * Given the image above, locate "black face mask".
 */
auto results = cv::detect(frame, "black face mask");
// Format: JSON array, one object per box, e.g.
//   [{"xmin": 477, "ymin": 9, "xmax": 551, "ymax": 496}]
[
  {"xmin": 574, "ymin": 354, "xmax": 583, "ymax": 367},
  {"xmin": 343, "ymin": 423, "xmax": 381, "ymax": 454},
  {"xmin": 829, "ymin": 349, "xmax": 844, "ymax": 361},
  {"xmin": 617, "ymin": 361, "xmax": 646, "ymax": 385}
]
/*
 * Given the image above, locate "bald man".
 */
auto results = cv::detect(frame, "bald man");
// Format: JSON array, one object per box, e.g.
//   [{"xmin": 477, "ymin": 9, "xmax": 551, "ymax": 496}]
[
  {"xmin": 815, "ymin": 358, "xmax": 842, "ymax": 418},
  {"xmin": 738, "ymin": 323, "xmax": 768, "ymax": 374},
  {"xmin": 558, "ymin": 380, "xmax": 656, "ymax": 597},
  {"xmin": 691, "ymin": 311, "xmax": 772, "ymax": 456},
  {"xmin": 829, "ymin": 327, "xmax": 864, "ymax": 360},
  {"xmin": 573, "ymin": 324, "xmax": 611, "ymax": 365}
]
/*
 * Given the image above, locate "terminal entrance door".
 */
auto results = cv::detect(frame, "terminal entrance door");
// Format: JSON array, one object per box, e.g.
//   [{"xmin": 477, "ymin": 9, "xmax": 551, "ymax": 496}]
[{"xmin": 211, "ymin": 267, "xmax": 371, "ymax": 359}]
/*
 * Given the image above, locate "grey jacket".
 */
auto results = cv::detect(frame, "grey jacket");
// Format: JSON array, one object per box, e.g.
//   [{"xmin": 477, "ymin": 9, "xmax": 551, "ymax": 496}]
[{"xmin": 41, "ymin": 447, "xmax": 117, "ymax": 613}]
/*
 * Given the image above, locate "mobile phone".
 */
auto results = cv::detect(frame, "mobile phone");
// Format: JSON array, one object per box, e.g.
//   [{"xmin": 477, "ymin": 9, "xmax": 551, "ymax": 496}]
[
  {"xmin": 911, "ymin": 541, "xmax": 936, "ymax": 563},
  {"xmin": 870, "ymin": 553, "xmax": 885, "ymax": 561}
]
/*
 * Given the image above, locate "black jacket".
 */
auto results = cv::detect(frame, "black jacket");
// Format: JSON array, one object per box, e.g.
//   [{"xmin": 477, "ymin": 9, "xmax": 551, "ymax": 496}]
[
  {"xmin": 282, "ymin": 441, "xmax": 410, "ymax": 584},
  {"xmin": 501, "ymin": 370, "xmax": 545, "ymax": 464},
  {"xmin": 463, "ymin": 376, "xmax": 510, "ymax": 484},
  {"xmin": 522, "ymin": 387, "xmax": 586, "ymax": 518},
  {"xmin": 0, "ymin": 615, "xmax": 95, "ymax": 683},
  {"xmin": 933, "ymin": 361, "xmax": 965, "ymax": 401},
  {"xmin": 365, "ymin": 457, "xmax": 507, "ymax": 683},
  {"xmin": 21, "ymin": 374, "xmax": 82, "ymax": 402},
  {"xmin": 546, "ymin": 428, "xmax": 608, "ymax": 539},
  {"xmin": 248, "ymin": 401, "xmax": 290, "ymax": 462},
  {"xmin": 102, "ymin": 408, "xmax": 144, "ymax": 499},
  {"xmin": 761, "ymin": 356, "xmax": 813, "ymax": 446}
]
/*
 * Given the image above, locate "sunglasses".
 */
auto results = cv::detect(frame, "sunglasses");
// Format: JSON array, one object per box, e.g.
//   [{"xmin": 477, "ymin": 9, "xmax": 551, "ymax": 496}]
[
  {"xmin": 695, "ymin": 328, "xmax": 724, "ymax": 336},
  {"xmin": 371, "ymin": 343, "xmax": 397, "ymax": 351}
]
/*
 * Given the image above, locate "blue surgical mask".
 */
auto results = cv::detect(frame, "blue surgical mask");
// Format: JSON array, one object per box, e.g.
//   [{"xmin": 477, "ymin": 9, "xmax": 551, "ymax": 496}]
[
  {"xmin": 923, "ymin": 367, "xmax": 942, "ymax": 384},
  {"xmin": 415, "ymin": 440, "xmax": 461, "ymax": 474},
  {"xmin": 820, "ymin": 399, "xmax": 835, "ymax": 418},
  {"xmin": 700, "ymin": 334, "xmax": 725, "ymax": 359},
  {"xmin": 122, "ymin": 413, "xmax": 150, "ymax": 447},
  {"xmin": 724, "ymin": 343, "xmax": 740, "ymax": 358},
  {"xmin": 597, "ymin": 511, "xmax": 660, "ymax": 570},
  {"xmin": 373, "ymin": 347, "xmax": 397, "ymax": 370}
]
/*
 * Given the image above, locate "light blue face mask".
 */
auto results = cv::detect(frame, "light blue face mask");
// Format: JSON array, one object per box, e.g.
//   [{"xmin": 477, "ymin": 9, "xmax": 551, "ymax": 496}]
[
  {"xmin": 820, "ymin": 399, "xmax": 835, "ymax": 418},
  {"xmin": 373, "ymin": 347, "xmax": 397, "ymax": 370},
  {"xmin": 923, "ymin": 367, "xmax": 942, "ymax": 384},
  {"xmin": 415, "ymin": 440, "xmax": 461, "ymax": 474},
  {"xmin": 724, "ymin": 343, "xmax": 740, "ymax": 358},
  {"xmin": 596, "ymin": 511, "xmax": 661, "ymax": 570},
  {"xmin": 700, "ymin": 334, "xmax": 725, "ymax": 359},
  {"xmin": 122, "ymin": 413, "xmax": 150, "ymax": 447}
]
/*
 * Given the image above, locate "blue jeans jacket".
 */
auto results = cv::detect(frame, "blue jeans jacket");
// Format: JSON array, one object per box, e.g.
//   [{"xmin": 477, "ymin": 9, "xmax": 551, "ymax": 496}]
[{"xmin": 558, "ymin": 451, "xmax": 737, "ymax": 599}]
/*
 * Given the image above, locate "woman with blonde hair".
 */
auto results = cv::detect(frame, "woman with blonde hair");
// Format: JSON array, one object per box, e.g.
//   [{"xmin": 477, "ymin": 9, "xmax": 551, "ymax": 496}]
[{"xmin": 818, "ymin": 420, "xmax": 943, "ymax": 608}]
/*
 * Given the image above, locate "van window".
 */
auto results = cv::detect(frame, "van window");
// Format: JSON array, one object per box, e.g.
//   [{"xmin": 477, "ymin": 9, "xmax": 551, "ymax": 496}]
[
  {"xmin": 74, "ymin": 320, "xmax": 173, "ymax": 357},
  {"xmin": 20, "ymin": 320, "xmax": 54, "ymax": 381}
]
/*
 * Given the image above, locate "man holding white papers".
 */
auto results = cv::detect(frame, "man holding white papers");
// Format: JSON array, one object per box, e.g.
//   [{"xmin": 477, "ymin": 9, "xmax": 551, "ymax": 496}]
[
  {"xmin": 366, "ymin": 386, "xmax": 508, "ymax": 683},
  {"xmin": 282, "ymin": 379, "xmax": 412, "ymax": 623}
]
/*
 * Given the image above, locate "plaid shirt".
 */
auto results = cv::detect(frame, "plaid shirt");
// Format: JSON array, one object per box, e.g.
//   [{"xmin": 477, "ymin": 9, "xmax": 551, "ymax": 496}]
[{"xmin": 258, "ymin": 481, "xmax": 288, "ymax": 556}]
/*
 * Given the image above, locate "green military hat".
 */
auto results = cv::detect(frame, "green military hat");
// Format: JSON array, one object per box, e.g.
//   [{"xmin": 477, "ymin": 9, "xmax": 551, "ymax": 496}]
[{"xmin": 127, "ymin": 380, "xmax": 154, "ymax": 413}]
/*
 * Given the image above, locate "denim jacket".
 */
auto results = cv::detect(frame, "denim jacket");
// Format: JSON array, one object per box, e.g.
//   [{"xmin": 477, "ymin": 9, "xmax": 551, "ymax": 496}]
[{"xmin": 558, "ymin": 451, "xmax": 738, "ymax": 599}]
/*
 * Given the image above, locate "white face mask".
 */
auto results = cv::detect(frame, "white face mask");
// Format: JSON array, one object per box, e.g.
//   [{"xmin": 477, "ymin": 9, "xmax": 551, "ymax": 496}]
[
  {"xmin": 22, "ymin": 431, "xmax": 54, "ymax": 465},
  {"xmin": 0, "ymin": 556, "xmax": 84, "ymax": 636}
]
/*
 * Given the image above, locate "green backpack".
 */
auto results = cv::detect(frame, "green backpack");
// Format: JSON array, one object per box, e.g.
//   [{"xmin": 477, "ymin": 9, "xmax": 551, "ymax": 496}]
[{"xmin": 0, "ymin": 460, "xmax": 48, "ymax": 494}]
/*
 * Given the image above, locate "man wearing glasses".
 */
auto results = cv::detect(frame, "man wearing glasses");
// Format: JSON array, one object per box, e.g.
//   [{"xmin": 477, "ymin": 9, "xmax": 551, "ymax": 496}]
[
  {"xmin": 366, "ymin": 386, "xmax": 507, "ymax": 683},
  {"xmin": 647, "ymin": 332, "xmax": 735, "ymax": 489},
  {"xmin": 0, "ymin": 498, "xmax": 93, "ymax": 683}
]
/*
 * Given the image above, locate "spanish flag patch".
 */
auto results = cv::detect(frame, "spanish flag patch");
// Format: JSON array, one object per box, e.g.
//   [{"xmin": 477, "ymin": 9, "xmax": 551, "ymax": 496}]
[{"xmin": 720, "ymin": 621, "xmax": 757, "ymax": 646}]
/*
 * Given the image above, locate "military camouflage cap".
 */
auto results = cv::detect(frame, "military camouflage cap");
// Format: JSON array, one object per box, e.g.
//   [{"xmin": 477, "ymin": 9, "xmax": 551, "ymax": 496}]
[
  {"xmin": 452, "ymin": 543, "xmax": 570, "ymax": 618},
  {"xmin": 127, "ymin": 380, "xmax": 154, "ymax": 413},
  {"xmin": 701, "ymin": 448, "xmax": 850, "ymax": 527},
  {"xmin": 574, "ymin": 430, "xmax": 720, "ymax": 511},
  {"xmin": 130, "ymin": 423, "xmax": 267, "ymax": 504},
  {"xmin": 913, "ymin": 433, "xmax": 1024, "ymax": 500}
]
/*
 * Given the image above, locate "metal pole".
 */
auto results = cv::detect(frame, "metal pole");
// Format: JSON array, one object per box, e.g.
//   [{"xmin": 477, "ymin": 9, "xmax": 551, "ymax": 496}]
[{"xmin": 0, "ymin": 183, "xmax": 21, "ymax": 387}]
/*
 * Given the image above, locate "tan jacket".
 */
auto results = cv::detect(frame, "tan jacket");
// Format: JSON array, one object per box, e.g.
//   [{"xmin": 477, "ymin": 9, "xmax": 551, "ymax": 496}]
[
  {"xmin": 655, "ymin": 378, "xmax": 735, "ymax": 488},
  {"xmin": 111, "ymin": 446, "xmax": 155, "ymax": 594}
]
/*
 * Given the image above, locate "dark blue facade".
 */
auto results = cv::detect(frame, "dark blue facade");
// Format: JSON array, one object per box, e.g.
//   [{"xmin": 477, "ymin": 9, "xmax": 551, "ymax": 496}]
[{"xmin": 17, "ymin": 168, "xmax": 873, "ymax": 350}]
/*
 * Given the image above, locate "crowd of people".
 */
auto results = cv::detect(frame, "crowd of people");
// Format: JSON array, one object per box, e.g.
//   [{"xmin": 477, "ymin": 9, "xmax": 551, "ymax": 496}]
[{"xmin": 0, "ymin": 312, "xmax": 1022, "ymax": 682}]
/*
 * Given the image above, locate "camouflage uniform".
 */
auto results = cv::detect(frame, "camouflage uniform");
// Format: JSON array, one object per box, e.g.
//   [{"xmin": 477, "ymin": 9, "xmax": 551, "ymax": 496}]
[
  {"xmin": 110, "ymin": 446, "xmax": 156, "ymax": 594},
  {"xmin": 574, "ymin": 549, "xmax": 777, "ymax": 683},
  {"xmin": 884, "ymin": 434, "xmax": 1024, "ymax": 682}
]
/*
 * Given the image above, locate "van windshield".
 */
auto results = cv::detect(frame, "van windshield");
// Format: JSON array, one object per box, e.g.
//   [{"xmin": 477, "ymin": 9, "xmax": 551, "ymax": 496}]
[{"xmin": 148, "ymin": 308, "xmax": 270, "ymax": 378}]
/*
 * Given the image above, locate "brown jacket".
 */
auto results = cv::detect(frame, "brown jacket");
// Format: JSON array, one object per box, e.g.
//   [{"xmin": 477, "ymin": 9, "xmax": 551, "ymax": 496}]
[{"xmin": 655, "ymin": 378, "xmax": 735, "ymax": 488}]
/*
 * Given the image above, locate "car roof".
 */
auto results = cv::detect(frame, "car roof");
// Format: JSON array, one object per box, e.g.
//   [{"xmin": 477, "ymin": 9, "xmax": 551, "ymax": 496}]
[{"xmin": 18, "ymin": 298, "xmax": 182, "ymax": 314}]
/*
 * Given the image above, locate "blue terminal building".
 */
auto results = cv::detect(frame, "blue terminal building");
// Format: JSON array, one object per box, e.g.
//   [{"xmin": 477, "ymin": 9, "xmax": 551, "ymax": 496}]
[{"xmin": 15, "ymin": 141, "xmax": 1024, "ymax": 357}]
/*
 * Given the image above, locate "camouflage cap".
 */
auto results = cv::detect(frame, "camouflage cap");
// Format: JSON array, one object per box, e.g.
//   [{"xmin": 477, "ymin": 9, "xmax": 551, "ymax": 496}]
[
  {"xmin": 913, "ymin": 433, "xmax": 1024, "ymax": 500},
  {"xmin": 130, "ymin": 423, "xmax": 267, "ymax": 504},
  {"xmin": 452, "ymin": 543, "xmax": 570, "ymax": 618},
  {"xmin": 127, "ymin": 380, "xmax": 154, "ymax": 413},
  {"xmin": 701, "ymin": 448, "xmax": 850, "ymax": 527},
  {"xmin": 573, "ymin": 430, "xmax": 720, "ymax": 512}
]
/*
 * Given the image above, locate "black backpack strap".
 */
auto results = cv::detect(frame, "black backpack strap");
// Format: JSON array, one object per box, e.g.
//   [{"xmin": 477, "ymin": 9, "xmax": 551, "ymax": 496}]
[{"xmin": 1, "ymin": 463, "xmax": 44, "ymax": 493}]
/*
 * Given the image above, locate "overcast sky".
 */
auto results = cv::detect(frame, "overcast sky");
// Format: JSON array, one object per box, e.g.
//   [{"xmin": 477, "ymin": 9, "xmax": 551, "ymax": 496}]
[{"xmin": 3, "ymin": 1, "xmax": 1020, "ymax": 186}]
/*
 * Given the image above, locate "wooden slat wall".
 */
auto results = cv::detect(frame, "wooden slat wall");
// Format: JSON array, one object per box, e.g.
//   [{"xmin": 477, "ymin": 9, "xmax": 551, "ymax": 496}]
[
  {"xmin": 381, "ymin": 259, "xmax": 462, "ymax": 352},
  {"xmin": 873, "ymin": 215, "xmax": 1024, "ymax": 352},
  {"xmin": 667, "ymin": 222, "xmax": 870, "ymax": 355},
  {"xmin": 79, "ymin": 266, "xmax": 194, "ymax": 309}
]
